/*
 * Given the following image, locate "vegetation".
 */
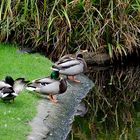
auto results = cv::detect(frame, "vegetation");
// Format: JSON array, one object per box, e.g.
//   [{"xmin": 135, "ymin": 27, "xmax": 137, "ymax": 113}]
[
  {"xmin": 0, "ymin": 44, "xmax": 52, "ymax": 140},
  {"xmin": 1, "ymin": 0, "xmax": 140, "ymax": 139},
  {"xmin": 0, "ymin": 0, "xmax": 140, "ymax": 60},
  {"xmin": 69, "ymin": 65, "xmax": 140, "ymax": 139}
]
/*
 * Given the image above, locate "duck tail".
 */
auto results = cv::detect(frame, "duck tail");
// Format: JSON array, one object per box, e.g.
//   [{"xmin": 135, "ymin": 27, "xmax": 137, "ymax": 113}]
[
  {"xmin": 2, "ymin": 93, "xmax": 9, "ymax": 98},
  {"xmin": 26, "ymin": 83, "xmax": 37, "ymax": 91},
  {"xmin": 26, "ymin": 86, "xmax": 36, "ymax": 91},
  {"xmin": 11, "ymin": 92, "xmax": 18, "ymax": 96},
  {"xmin": 51, "ymin": 65, "xmax": 61, "ymax": 71}
]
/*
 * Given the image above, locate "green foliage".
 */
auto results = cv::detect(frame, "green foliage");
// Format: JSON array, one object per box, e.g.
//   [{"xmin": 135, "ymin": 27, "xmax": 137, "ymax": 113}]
[
  {"xmin": 0, "ymin": 0, "xmax": 140, "ymax": 60},
  {"xmin": 0, "ymin": 44, "xmax": 52, "ymax": 140}
]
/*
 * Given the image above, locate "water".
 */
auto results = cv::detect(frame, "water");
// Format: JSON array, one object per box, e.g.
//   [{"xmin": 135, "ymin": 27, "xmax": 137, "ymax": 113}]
[{"xmin": 68, "ymin": 64, "xmax": 140, "ymax": 140}]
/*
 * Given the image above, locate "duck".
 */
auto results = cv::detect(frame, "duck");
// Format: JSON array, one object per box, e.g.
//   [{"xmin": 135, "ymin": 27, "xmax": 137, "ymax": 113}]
[
  {"xmin": 0, "ymin": 76, "xmax": 29, "ymax": 102},
  {"xmin": 52, "ymin": 50, "xmax": 87, "ymax": 83},
  {"xmin": 26, "ymin": 70, "xmax": 67, "ymax": 103}
]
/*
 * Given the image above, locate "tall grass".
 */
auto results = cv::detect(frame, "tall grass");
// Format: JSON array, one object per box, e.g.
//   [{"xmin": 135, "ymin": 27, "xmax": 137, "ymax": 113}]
[{"xmin": 0, "ymin": 0, "xmax": 140, "ymax": 60}]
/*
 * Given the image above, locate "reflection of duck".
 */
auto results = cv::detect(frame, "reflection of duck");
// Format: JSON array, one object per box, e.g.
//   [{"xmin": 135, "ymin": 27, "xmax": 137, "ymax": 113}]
[
  {"xmin": 0, "ymin": 76, "xmax": 29, "ymax": 102},
  {"xmin": 52, "ymin": 50, "xmax": 87, "ymax": 83},
  {"xmin": 26, "ymin": 71, "xmax": 67, "ymax": 103},
  {"xmin": 75, "ymin": 102, "xmax": 88, "ymax": 117}
]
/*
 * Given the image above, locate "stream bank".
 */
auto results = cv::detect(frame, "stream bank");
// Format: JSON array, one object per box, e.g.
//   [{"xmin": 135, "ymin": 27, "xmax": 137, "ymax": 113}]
[{"xmin": 27, "ymin": 74, "xmax": 94, "ymax": 140}]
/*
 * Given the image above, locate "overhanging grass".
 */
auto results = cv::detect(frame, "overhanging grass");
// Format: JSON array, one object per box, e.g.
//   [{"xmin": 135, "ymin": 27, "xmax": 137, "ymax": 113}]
[
  {"xmin": 1, "ymin": 0, "xmax": 140, "ymax": 60},
  {"xmin": 0, "ymin": 44, "xmax": 53, "ymax": 140}
]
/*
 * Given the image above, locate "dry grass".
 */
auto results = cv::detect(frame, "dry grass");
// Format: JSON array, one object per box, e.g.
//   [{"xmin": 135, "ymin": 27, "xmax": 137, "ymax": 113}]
[{"xmin": 0, "ymin": 0, "xmax": 140, "ymax": 61}]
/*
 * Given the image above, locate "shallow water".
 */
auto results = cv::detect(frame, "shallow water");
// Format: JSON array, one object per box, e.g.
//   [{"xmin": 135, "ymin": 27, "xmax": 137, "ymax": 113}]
[{"xmin": 68, "ymin": 64, "xmax": 140, "ymax": 140}]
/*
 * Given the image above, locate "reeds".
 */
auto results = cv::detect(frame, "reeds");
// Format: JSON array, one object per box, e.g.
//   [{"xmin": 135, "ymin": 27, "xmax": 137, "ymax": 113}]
[{"xmin": 0, "ymin": 0, "xmax": 140, "ymax": 60}]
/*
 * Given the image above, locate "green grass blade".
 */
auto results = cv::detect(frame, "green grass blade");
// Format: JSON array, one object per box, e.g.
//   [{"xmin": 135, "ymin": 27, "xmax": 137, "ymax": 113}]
[
  {"xmin": 0, "ymin": 0, "xmax": 5, "ymax": 20},
  {"xmin": 61, "ymin": 6, "xmax": 71, "ymax": 31},
  {"xmin": 108, "ymin": 43, "xmax": 113, "ymax": 58},
  {"xmin": 24, "ymin": 0, "xmax": 29, "ymax": 18}
]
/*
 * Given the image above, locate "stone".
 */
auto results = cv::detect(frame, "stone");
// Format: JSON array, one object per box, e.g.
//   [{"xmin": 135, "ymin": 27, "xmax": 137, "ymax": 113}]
[{"xmin": 27, "ymin": 74, "xmax": 94, "ymax": 140}]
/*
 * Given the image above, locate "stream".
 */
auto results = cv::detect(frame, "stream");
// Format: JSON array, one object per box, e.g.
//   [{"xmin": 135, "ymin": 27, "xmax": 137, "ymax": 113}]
[{"xmin": 68, "ymin": 63, "xmax": 140, "ymax": 139}]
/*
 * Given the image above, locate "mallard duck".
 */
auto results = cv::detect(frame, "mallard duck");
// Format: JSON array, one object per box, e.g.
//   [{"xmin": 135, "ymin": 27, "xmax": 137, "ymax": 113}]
[
  {"xmin": 0, "ymin": 87, "xmax": 18, "ymax": 102},
  {"xmin": 52, "ymin": 50, "xmax": 87, "ymax": 83},
  {"xmin": 0, "ymin": 76, "xmax": 29, "ymax": 102},
  {"xmin": 26, "ymin": 70, "xmax": 67, "ymax": 103}
]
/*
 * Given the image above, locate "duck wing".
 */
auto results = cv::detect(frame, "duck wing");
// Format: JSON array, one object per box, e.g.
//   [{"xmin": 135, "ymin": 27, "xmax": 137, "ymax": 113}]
[
  {"xmin": 53, "ymin": 59, "xmax": 81, "ymax": 70},
  {"xmin": 32, "ymin": 77, "xmax": 56, "ymax": 83},
  {"xmin": 0, "ymin": 81, "xmax": 11, "ymax": 89},
  {"xmin": 26, "ymin": 77, "xmax": 56, "ymax": 91},
  {"xmin": 56, "ymin": 55, "xmax": 74, "ymax": 64},
  {"xmin": 39, "ymin": 78, "xmax": 67, "ymax": 95}
]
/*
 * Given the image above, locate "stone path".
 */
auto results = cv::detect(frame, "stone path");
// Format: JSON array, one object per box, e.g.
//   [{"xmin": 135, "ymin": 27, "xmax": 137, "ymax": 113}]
[{"xmin": 27, "ymin": 74, "xmax": 94, "ymax": 140}]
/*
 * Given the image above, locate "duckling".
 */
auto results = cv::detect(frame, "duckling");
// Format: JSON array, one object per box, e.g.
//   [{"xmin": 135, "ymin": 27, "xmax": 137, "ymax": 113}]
[
  {"xmin": 52, "ymin": 50, "xmax": 87, "ymax": 83},
  {"xmin": 0, "ymin": 76, "xmax": 29, "ymax": 102},
  {"xmin": 26, "ymin": 70, "xmax": 67, "ymax": 103}
]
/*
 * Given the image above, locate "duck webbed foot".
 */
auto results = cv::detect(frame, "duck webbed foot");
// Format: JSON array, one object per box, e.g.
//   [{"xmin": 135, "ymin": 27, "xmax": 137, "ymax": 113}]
[
  {"xmin": 47, "ymin": 95, "xmax": 57, "ymax": 103},
  {"xmin": 67, "ymin": 76, "xmax": 80, "ymax": 83}
]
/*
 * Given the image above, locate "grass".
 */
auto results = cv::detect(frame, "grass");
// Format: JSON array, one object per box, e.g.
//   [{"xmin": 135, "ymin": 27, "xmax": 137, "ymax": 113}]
[{"xmin": 0, "ymin": 44, "xmax": 53, "ymax": 140}]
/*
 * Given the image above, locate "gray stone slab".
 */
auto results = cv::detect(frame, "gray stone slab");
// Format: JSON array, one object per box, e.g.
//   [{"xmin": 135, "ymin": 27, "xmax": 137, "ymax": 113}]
[{"xmin": 27, "ymin": 74, "xmax": 94, "ymax": 140}]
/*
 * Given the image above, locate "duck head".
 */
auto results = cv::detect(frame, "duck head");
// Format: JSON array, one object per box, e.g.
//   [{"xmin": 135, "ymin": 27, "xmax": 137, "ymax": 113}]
[
  {"xmin": 5, "ymin": 76, "xmax": 14, "ymax": 86},
  {"xmin": 76, "ymin": 49, "xmax": 88, "ymax": 59},
  {"xmin": 50, "ymin": 70, "xmax": 60, "ymax": 80}
]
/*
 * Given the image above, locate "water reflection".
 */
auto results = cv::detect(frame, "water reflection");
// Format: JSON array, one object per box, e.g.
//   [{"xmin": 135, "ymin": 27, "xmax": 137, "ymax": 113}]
[
  {"xmin": 75, "ymin": 102, "xmax": 88, "ymax": 117},
  {"xmin": 68, "ymin": 65, "xmax": 140, "ymax": 140}
]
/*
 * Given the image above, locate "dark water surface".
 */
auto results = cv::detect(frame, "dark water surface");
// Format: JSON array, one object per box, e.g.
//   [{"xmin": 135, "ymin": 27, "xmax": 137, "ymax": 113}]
[{"xmin": 68, "ymin": 64, "xmax": 140, "ymax": 140}]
